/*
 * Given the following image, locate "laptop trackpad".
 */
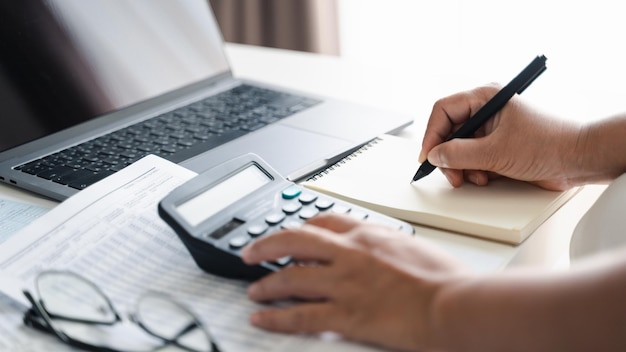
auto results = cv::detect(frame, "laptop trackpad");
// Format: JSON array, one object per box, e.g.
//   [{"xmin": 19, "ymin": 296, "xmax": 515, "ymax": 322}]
[{"xmin": 180, "ymin": 124, "xmax": 353, "ymax": 180}]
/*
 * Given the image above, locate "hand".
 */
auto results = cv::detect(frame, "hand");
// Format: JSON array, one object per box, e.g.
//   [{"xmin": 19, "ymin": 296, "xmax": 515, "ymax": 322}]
[
  {"xmin": 420, "ymin": 85, "xmax": 583, "ymax": 190},
  {"xmin": 241, "ymin": 213, "xmax": 469, "ymax": 352}
]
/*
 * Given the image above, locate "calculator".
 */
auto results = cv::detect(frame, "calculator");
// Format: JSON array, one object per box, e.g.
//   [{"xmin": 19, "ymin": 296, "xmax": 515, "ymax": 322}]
[{"xmin": 158, "ymin": 153, "xmax": 414, "ymax": 280}]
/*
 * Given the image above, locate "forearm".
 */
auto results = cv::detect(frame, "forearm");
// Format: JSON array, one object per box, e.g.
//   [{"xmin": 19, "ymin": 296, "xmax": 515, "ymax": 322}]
[
  {"xmin": 427, "ymin": 248, "xmax": 626, "ymax": 352},
  {"xmin": 569, "ymin": 114, "xmax": 626, "ymax": 184}
]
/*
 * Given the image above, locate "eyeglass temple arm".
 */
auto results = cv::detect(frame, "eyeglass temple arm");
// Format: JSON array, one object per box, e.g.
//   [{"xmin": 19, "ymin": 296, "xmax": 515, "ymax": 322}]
[
  {"xmin": 23, "ymin": 290, "xmax": 73, "ymax": 341},
  {"xmin": 23, "ymin": 289, "xmax": 121, "ymax": 325},
  {"xmin": 143, "ymin": 320, "xmax": 222, "ymax": 352}
]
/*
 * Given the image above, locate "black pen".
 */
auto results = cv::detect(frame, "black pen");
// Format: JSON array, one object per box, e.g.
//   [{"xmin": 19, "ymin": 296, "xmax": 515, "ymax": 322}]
[{"xmin": 411, "ymin": 55, "xmax": 547, "ymax": 183}]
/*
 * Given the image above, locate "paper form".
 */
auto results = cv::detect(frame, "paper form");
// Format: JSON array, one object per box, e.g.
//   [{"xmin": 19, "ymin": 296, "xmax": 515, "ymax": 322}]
[
  {"xmin": 0, "ymin": 199, "xmax": 49, "ymax": 244},
  {"xmin": 0, "ymin": 293, "xmax": 76, "ymax": 352},
  {"xmin": 0, "ymin": 155, "xmax": 380, "ymax": 352}
]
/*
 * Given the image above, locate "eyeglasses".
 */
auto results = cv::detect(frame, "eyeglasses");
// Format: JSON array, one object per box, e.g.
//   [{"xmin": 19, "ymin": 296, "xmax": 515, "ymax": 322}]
[{"xmin": 22, "ymin": 270, "xmax": 221, "ymax": 352}]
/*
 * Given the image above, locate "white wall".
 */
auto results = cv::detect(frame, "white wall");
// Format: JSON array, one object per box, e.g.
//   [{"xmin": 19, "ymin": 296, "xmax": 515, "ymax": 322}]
[{"xmin": 338, "ymin": 0, "xmax": 626, "ymax": 122}]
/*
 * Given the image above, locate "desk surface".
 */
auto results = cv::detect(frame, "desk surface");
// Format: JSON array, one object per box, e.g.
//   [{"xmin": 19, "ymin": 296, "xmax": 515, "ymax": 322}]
[
  {"xmin": 225, "ymin": 43, "xmax": 607, "ymax": 272},
  {"xmin": 0, "ymin": 43, "xmax": 607, "ymax": 273}
]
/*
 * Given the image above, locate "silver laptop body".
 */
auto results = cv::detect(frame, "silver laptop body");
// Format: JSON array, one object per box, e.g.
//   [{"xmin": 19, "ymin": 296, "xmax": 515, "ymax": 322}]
[{"xmin": 0, "ymin": 0, "xmax": 412, "ymax": 201}]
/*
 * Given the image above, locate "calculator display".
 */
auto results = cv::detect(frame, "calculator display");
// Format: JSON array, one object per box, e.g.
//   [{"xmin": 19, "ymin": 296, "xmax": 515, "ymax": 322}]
[{"xmin": 176, "ymin": 164, "xmax": 270, "ymax": 226}]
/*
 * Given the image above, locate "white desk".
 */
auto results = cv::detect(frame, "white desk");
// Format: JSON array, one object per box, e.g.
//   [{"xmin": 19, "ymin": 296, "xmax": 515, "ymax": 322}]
[
  {"xmin": 0, "ymin": 43, "xmax": 607, "ymax": 273},
  {"xmin": 223, "ymin": 43, "xmax": 607, "ymax": 272}
]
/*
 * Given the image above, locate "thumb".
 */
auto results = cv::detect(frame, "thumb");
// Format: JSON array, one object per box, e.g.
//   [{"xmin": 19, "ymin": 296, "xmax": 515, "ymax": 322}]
[{"xmin": 427, "ymin": 138, "xmax": 494, "ymax": 172}]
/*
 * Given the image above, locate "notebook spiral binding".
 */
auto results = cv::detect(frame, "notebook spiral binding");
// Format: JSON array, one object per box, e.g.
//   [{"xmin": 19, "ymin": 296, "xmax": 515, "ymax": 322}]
[{"xmin": 306, "ymin": 138, "xmax": 381, "ymax": 182}]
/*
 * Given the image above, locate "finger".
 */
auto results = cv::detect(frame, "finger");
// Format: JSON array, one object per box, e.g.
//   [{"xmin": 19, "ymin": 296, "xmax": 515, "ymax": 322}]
[
  {"xmin": 305, "ymin": 212, "xmax": 361, "ymax": 233},
  {"xmin": 420, "ymin": 94, "xmax": 472, "ymax": 161},
  {"xmin": 250, "ymin": 302, "xmax": 342, "ymax": 335},
  {"xmin": 464, "ymin": 169, "xmax": 489, "ymax": 186},
  {"xmin": 428, "ymin": 137, "xmax": 496, "ymax": 173},
  {"xmin": 439, "ymin": 168, "xmax": 465, "ymax": 188},
  {"xmin": 247, "ymin": 265, "xmax": 336, "ymax": 302},
  {"xmin": 241, "ymin": 224, "xmax": 339, "ymax": 264},
  {"xmin": 420, "ymin": 86, "xmax": 498, "ymax": 162},
  {"xmin": 439, "ymin": 166, "xmax": 501, "ymax": 188}
]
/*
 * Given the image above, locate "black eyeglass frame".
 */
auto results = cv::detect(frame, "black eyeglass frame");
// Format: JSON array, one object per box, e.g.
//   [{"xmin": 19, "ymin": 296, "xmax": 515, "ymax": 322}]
[{"xmin": 22, "ymin": 271, "xmax": 221, "ymax": 352}]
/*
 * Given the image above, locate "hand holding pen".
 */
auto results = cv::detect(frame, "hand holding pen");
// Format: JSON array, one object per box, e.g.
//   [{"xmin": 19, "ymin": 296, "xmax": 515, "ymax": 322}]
[{"xmin": 412, "ymin": 55, "xmax": 547, "ymax": 184}]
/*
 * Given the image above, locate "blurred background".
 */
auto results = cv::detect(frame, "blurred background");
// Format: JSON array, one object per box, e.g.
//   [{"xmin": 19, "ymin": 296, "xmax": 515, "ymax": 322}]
[
  {"xmin": 209, "ymin": 0, "xmax": 340, "ymax": 55},
  {"xmin": 210, "ymin": 0, "xmax": 626, "ymax": 124}
]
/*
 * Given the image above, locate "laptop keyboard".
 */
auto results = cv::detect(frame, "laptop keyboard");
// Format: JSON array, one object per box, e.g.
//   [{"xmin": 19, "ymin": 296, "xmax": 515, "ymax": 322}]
[{"xmin": 15, "ymin": 84, "xmax": 320, "ymax": 191}]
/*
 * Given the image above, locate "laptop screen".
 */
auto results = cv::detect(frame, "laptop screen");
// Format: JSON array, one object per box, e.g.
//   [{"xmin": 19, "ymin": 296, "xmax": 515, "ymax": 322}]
[{"xmin": 0, "ymin": 0, "xmax": 230, "ymax": 152}]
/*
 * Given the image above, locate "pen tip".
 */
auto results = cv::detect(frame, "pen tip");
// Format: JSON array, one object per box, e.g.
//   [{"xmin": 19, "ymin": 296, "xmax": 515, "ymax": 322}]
[{"xmin": 412, "ymin": 169, "xmax": 428, "ymax": 183}]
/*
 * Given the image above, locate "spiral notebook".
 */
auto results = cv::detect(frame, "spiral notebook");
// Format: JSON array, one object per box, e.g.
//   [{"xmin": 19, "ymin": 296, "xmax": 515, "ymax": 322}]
[{"xmin": 301, "ymin": 134, "xmax": 579, "ymax": 244}]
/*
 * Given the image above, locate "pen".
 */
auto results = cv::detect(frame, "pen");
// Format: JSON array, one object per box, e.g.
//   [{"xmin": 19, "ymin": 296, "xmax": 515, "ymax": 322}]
[{"xmin": 411, "ymin": 55, "xmax": 547, "ymax": 183}]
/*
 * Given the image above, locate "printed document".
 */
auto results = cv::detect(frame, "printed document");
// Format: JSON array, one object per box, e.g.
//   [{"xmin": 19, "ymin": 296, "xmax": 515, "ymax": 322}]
[
  {"xmin": 0, "ymin": 198, "xmax": 49, "ymax": 244},
  {"xmin": 0, "ymin": 155, "xmax": 377, "ymax": 352}
]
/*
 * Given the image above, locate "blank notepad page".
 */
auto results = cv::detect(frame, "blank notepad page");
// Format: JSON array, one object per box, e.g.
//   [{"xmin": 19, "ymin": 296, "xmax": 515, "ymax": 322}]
[{"xmin": 302, "ymin": 134, "xmax": 579, "ymax": 244}]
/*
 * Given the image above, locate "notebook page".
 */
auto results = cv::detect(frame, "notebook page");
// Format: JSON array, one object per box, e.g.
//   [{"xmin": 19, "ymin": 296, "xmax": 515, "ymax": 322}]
[{"xmin": 302, "ymin": 134, "xmax": 579, "ymax": 244}]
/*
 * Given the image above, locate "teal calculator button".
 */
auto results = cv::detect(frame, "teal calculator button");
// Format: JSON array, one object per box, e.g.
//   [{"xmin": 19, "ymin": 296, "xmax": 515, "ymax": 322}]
[{"xmin": 282, "ymin": 185, "xmax": 302, "ymax": 199}]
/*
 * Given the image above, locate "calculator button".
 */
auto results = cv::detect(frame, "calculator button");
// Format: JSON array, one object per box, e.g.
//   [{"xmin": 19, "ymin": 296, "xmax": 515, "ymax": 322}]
[
  {"xmin": 273, "ymin": 256, "xmax": 292, "ymax": 267},
  {"xmin": 315, "ymin": 198, "xmax": 334, "ymax": 210},
  {"xmin": 298, "ymin": 192, "xmax": 318, "ymax": 204},
  {"xmin": 367, "ymin": 217, "xmax": 404, "ymax": 230},
  {"xmin": 331, "ymin": 204, "xmax": 351, "ymax": 214},
  {"xmin": 281, "ymin": 185, "xmax": 302, "ymax": 199},
  {"xmin": 247, "ymin": 224, "xmax": 268, "ymax": 237},
  {"xmin": 282, "ymin": 202, "xmax": 302, "ymax": 214},
  {"xmin": 265, "ymin": 212, "xmax": 286, "ymax": 225},
  {"xmin": 349, "ymin": 210, "xmax": 369, "ymax": 220},
  {"xmin": 299, "ymin": 207, "xmax": 319, "ymax": 219},
  {"xmin": 229, "ymin": 235, "xmax": 250, "ymax": 249},
  {"xmin": 281, "ymin": 220, "xmax": 302, "ymax": 229}
]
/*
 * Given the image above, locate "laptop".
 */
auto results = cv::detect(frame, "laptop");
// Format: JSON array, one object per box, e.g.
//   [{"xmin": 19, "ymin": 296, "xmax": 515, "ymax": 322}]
[{"xmin": 0, "ymin": 0, "xmax": 412, "ymax": 201}]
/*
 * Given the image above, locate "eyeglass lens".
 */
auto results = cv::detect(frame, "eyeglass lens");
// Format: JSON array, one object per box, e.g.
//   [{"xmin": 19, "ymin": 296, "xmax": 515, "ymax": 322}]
[
  {"xmin": 34, "ymin": 271, "xmax": 213, "ymax": 352},
  {"xmin": 135, "ymin": 293, "xmax": 212, "ymax": 351},
  {"xmin": 37, "ymin": 271, "xmax": 117, "ymax": 323}
]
